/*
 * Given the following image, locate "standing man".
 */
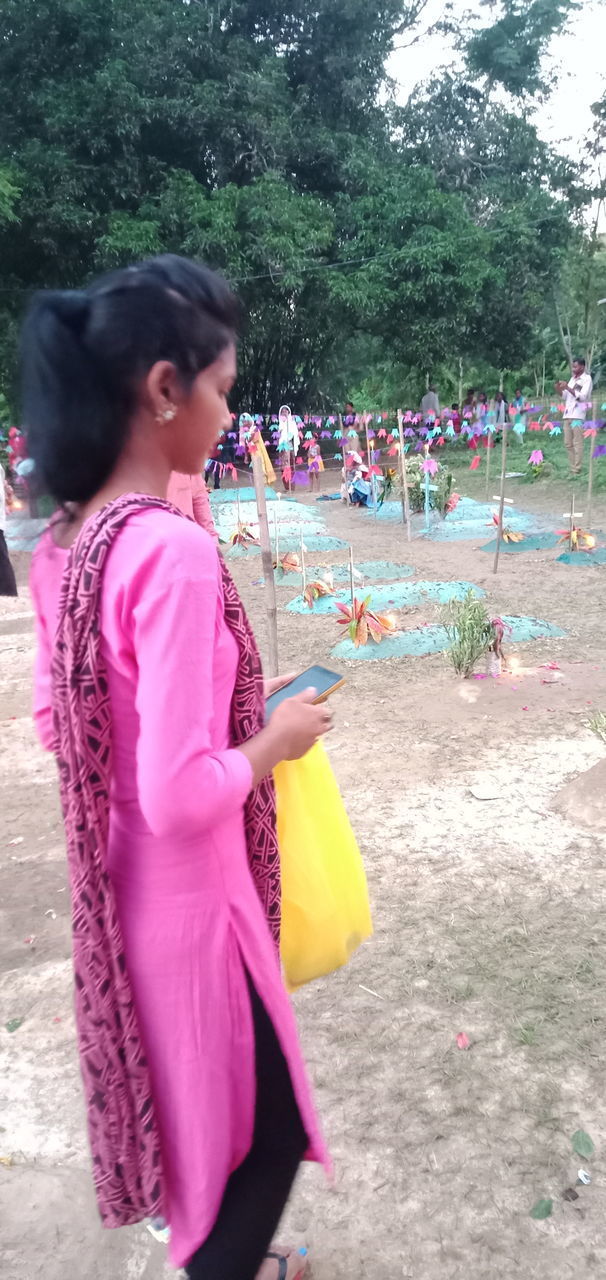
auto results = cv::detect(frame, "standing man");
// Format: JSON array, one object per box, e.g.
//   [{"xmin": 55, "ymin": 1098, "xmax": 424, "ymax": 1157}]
[
  {"xmin": 558, "ymin": 358, "xmax": 593, "ymax": 476},
  {"xmin": 421, "ymin": 385, "xmax": 440, "ymax": 419}
]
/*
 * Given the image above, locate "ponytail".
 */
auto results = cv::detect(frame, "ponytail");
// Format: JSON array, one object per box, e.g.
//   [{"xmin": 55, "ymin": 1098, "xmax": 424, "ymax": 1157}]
[{"xmin": 21, "ymin": 256, "xmax": 238, "ymax": 505}]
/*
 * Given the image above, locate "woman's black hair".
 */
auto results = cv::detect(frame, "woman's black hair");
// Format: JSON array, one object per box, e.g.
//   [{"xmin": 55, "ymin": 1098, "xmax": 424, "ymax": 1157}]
[{"xmin": 20, "ymin": 255, "xmax": 239, "ymax": 504}]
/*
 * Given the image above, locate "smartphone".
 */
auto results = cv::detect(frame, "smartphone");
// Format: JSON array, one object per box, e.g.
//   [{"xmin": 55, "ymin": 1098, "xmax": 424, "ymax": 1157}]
[{"xmin": 265, "ymin": 664, "xmax": 345, "ymax": 719}]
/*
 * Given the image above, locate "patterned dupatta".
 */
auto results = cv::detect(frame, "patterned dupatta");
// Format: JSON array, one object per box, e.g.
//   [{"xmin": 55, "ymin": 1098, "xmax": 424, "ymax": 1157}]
[{"xmin": 51, "ymin": 494, "xmax": 279, "ymax": 1227}]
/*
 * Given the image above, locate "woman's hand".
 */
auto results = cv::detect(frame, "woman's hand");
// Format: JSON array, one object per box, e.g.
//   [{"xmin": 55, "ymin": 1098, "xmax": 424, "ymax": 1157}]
[
  {"xmin": 238, "ymin": 688, "xmax": 333, "ymax": 786},
  {"xmin": 264, "ymin": 671, "xmax": 296, "ymax": 699},
  {"xmin": 269, "ymin": 688, "xmax": 332, "ymax": 760}
]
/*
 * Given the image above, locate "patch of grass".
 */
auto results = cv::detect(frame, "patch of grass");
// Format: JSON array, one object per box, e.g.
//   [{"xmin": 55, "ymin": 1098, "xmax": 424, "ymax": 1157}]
[
  {"xmin": 587, "ymin": 712, "xmax": 606, "ymax": 745},
  {"xmin": 516, "ymin": 1021, "xmax": 541, "ymax": 1046}
]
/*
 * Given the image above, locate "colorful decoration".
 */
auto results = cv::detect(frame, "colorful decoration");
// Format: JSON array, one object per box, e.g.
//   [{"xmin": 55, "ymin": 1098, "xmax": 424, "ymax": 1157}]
[
  {"xmin": 336, "ymin": 596, "xmax": 398, "ymax": 647},
  {"xmin": 229, "ymin": 522, "xmax": 259, "ymax": 548},
  {"xmin": 557, "ymin": 527, "xmax": 596, "ymax": 551},
  {"xmin": 304, "ymin": 578, "xmax": 335, "ymax": 609}
]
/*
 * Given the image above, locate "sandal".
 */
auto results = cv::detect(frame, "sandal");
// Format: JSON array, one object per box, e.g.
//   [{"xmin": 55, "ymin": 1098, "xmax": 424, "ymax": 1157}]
[{"xmin": 266, "ymin": 1246, "xmax": 308, "ymax": 1279}]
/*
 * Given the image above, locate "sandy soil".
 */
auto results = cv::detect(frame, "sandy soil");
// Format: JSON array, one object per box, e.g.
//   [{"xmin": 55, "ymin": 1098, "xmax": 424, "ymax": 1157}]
[{"xmin": 2, "ymin": 472, "xmax": 606, "ymax": 1280}]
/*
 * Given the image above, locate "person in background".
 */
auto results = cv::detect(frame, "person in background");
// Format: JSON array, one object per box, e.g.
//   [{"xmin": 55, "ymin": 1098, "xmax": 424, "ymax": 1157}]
[
  {"xmin": 461, "ymin": 388, "xmax": 476, "ymax": 421},
  {"xmin": 308, "ymin": 438, "xmax": 324, "ymax": 493},
  {"xmin": 494, "ymin": 391, "xmax": 507, "ymax": 428},
  {"xmin": 0, "ymin": 460, "xmax": 18, "ymax": 596},
  {"xmin": 421, "ymin": 385, "xmax": 440, "ymax": 419},
  {"xmin": 167, "ymin": 470, "xmax": 218, "ymax": 541},
  {"xmin": 474, "ymin": 391, "xmax": 488, "ymax": 430},
  {"xmin": 450, "ymin": 403, "xmax": 461, "ymax": 432},
  {"xmin": 24, "ymin": 254, "xmax": 328, "ymax": 1280},
  {"xmin": 558, "ymin": 357, "xmax": 593, "ymax": 476}
]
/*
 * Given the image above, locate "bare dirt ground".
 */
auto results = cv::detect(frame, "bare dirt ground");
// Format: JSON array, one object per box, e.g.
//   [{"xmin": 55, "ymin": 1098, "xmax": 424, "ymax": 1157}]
[{"xmin": 3, "ymin": 471, "xmax": 606, "ymax": 1280}]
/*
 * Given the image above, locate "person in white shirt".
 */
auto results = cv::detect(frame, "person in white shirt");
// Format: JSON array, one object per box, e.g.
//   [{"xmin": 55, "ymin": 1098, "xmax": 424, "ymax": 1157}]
[
  {"xmin": 557, "ymin": 357, "xmax": 593, "ymax": 476},
  {"xmin": 421, "ymin": 386, "xmax": 440, "ymax": 419},
  {"xmin": 0, "ymin": 461, "xmax": 18, "ymax": 596}
]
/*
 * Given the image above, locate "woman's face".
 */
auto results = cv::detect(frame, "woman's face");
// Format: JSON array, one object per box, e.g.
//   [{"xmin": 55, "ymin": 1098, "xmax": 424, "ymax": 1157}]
[{"xmin": 170, "ymin": 342, "xmax": 237, "ymax": 474}]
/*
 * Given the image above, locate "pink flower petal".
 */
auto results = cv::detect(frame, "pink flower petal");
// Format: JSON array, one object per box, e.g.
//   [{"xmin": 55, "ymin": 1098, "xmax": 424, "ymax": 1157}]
[{"xmin": 456, "ymin": 1032, "xmax": 471, "ymax": 1050}]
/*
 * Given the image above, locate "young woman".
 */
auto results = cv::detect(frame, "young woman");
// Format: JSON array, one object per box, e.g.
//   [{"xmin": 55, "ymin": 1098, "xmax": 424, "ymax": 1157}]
[{"xmin": 23, "ymin": 255, "xmax": 329, "ymax": 1280}]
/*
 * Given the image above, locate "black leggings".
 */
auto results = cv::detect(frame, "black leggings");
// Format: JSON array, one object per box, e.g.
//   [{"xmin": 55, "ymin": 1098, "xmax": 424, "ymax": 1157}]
[
  {"xmin": 0, "ymin": 531, "xmax": 17, "ymax": 597},
  {"xmin": 185, "ymin": 979, "xmax": 308, "ymax": 1280}
]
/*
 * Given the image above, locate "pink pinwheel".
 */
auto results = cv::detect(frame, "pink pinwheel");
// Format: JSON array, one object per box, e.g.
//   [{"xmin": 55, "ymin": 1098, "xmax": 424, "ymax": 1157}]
[
  {"xmin": 528, "ymin": 449, "xmax": 543, "ymax": 465},
  {"xmin": 421, "ymin": 456, "xmax": 438, "ymax": 476}
]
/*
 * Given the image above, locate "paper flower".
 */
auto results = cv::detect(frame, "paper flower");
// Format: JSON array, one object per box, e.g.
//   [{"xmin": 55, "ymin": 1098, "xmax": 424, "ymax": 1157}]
[
  {"xmin": 513, "ymin": 422, "xmax": 526, "ymax": 436},
  {"xmin": 592, "ymin": 444, "xmax": 606, "ymax": 458},
  {"xmin": 549, "ymin": 425, "xmax": 561, "ymax": 436},
  {"xmin": 584, "ymin": 426, "xmax": 597, "ymax": 438},
  {"xmin": 445, "ymin": 424, "xmax": 456, "ymax": 438},
  {"xmin": 557, "ymin": 527, "xmax": 595, "ymax": 551},
  {"xmin": 321, "ymin": 430, "xmax": 331, "ymax": 439},
  {"xmin": 333, "ymin": 429, "xmax": 342, "ymax": 439},
  {"xmin": 336, "ymin": 595, "xmax": 398, "ymax": 647},
  {"xmin": 469, "ymin": 455, "xmax": 481, "ymax": 470},
  {"xmin": 404, "ymin": 427, "xmax": 415, "ymax": 438},
  {"xmin": 421, "ymin": 456, "xmax": 438, "ymax": 476},
  {"xmin": 304, "ymin": 579, "xmax": 335, "ymax": 608},
  {"xmin": 445, "ymin": 492, "xmax": 461, "ymax": 514},
  {"xmin": 491, "ymin": 515, "xmax": 524, "ymax": 543},
  {"xmin": 229, "ymin": 523, "xmax": 259, "ymax": 548},
  {"xmin": 304, "ymin": 430, "xmax": 313, "ymax": 439},
  {"xmin": 528, "ymin": 450, "xmax": 543, "ymax": 465},
  {"xmin": 275, "ymin": 552, "xmax": 300, "ymax": 575},
  {"xmin": 334, "ymin": 452, "xmax": 342, "ymax": 460},
  {"xmin": 378, "ymin": 428, "xmax": 387, "ymax": 438}
]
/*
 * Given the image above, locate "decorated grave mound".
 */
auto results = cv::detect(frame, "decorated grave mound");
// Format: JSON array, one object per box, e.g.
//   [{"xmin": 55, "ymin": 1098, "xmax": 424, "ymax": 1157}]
[
  {"xmin": 331, "ymin": 615, "xmax": 565, "ymax": 661},
  {"xmin": 285, "ymin": 579, "xmax": 484, "ymax": 616}
]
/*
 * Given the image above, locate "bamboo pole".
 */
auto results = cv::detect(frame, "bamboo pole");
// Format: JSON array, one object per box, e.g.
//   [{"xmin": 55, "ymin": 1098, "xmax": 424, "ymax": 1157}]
[
  {"xmin": 587, "ymin": 397, "xmax": 596, "ymax": 528},
  {"xmin": 300, "ymin": 528, "xmax": 307, "ymax": 598},
  {"xmin": 273, "ymin": 504, "xmax": 279, "ymax": 566},
  {"xmin": 349, "ymin": 545, "xmax": 355, "ymax": 609},
  {"xmin": 485, "ymin": 434, "xmax": 491, "ymax": 500},
  {"xmin": 364, "ymin": 413, "xmax": 377, "ymax": 517},
  {"xmin": 397, "ymin": 409, "xmax": 412, "ymax": 541},
  {"xmin": 251, "ymin": 450, "xmax": 279, "ymax": 676},
  {"xmin": 493, "ymin": 422, "xmax": 508, "ymax": 575}
]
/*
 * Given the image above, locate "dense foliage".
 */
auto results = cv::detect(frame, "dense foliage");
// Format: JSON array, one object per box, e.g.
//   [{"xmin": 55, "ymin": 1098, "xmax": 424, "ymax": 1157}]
[{"xmin": 0, "ymin": 0, "xmax": 604, "ymax": 411}]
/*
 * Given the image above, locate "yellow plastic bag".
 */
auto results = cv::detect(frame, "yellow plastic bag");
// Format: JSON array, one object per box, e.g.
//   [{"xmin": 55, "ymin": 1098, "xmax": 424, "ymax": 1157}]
[{"xmin": 274, "ymin": 741, "xmax": 372, "ymax": 990}]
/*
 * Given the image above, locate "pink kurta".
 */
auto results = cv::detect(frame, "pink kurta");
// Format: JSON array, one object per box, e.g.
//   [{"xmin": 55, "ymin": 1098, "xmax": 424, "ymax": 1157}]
[
  {"xmin": 30, "ymin": 507, "xmax": 326, "ymax": 1269},
  {"xmin": 166, "ymin": 471, "xmax": 217, "ymax": 540}
]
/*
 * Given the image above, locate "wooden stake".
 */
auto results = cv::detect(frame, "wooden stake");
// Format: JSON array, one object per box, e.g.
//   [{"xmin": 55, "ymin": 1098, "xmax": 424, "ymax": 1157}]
[
  {"xmin": 364, "ymin": 413, "xmax": 378, "ymax": 518},
  {"xmin": 493, "ymin": 422, "xmax": 508, "ymax": 575},
  {"xmin": 485, "ymin": 434, "xmax": 491, "ymax": 500},
  {"xmin": 251, "ymin": 450, "xmax": 279, "ymax": 676},
  {"xmin": 273, "ymin": 504, "xmax": 279, "ymax": 566},
  {"xmin": 349, "ymin": 545, "xmax": 355, "ymax": 609},
  {"xmin": 236, "ymin": 487, "xmax": 241, "ymax": 530},
  {"xmin": 587, "ymin": 397, "xmax": 596, "ymax": 528},
  {"xmin": 423, "ymin": 444, "xmax": 431, "ymax": 534},
  {"xmin": 300, "ymin": 528, "xmax": 306, "ymax": 598},
  {"xmin": 397, "ymin": 410, "xmax": 412, "ymax": 541}
]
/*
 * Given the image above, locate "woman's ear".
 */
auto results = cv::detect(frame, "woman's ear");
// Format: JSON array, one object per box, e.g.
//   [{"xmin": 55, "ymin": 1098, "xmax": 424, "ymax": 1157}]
[{"xmin": 145, "ymin": 361, "xmax": 182, "ymax": 423}]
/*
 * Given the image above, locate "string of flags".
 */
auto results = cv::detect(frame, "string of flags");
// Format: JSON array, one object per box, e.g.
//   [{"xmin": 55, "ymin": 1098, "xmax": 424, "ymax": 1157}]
[{"xmin": 213, "ymin": 402, "xmax": 606, "ymax": 476}]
